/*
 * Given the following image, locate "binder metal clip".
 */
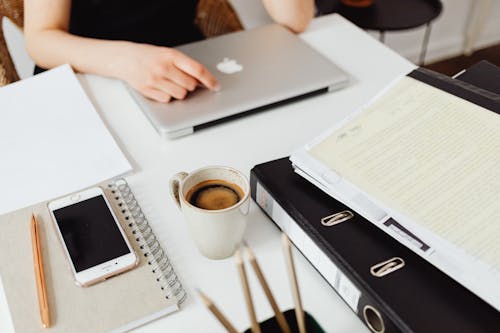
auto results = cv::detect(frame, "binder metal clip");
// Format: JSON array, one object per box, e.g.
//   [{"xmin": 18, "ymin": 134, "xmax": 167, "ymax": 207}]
[
  {"xmin": 321, "ymin": 210, "xmax": 354, "ymax": 226},
  {"xmin": 370, "ymin": 257, "xmax": 405, "ymax": 277}
]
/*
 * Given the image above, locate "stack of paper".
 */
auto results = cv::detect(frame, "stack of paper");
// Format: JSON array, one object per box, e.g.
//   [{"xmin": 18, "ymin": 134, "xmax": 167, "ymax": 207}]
[{"xmin": 291, "ymin": 75, "xmax": 500, "ymax": 311}]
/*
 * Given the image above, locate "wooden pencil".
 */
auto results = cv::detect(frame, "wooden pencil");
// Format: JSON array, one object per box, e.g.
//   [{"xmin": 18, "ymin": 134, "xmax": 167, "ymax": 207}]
[
  {"xmin": 236, "ymin": 249, "xmax": 262, "ymax": 333},
  {"xmin": 30, "ymin": 213, "xmax": 50, "ymax": 329},
  {"xmin": 197, "ymin": 289, "xmax": 238, "ymax": 333},
  {"xmin": 244, "ymin": 242, "xmax": 291, "ymax": 333},
  {"xmin": 282, "ymin": 234, "xmax": 307, "ymax": 333}
]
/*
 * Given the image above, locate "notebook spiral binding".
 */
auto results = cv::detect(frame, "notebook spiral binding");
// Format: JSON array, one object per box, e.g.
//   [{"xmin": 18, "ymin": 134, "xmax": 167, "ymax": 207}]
[{"xmin": 108, "ymin": 179, "xmax": 187, "ymax": 304}]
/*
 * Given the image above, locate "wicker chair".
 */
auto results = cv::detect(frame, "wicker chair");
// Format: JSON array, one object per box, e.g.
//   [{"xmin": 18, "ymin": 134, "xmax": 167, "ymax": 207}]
[
  {"xmin": 0, "ymin": 0, "xmax": 22, "ymax": 86},
  {"xmin": 0, "ymin": 0, "xmax": 243, "ymax": 87}
]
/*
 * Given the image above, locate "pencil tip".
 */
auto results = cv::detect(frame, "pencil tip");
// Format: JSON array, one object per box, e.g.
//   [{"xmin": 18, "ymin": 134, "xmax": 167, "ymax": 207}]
[
  {"xmin": 242, "ymin": 240, "xmax": 254, "ymax": 258},
  {"xmin": 281, "ymin": 233, "xmax": 290, "ymax": 245},
  {"xmin": 30, "ymin": 213, "xmax": 37, "ymax": 227},
  {"xmin": 235, "ymin": 249, "xmax": 243, "ymax": 263},
  {"xmin": 197, "ymin": 288, "xmax": 211, "ymax": 305},
  {"xmin": 196, "ymin": 288, "xmax": 205, "ymax": 298}
]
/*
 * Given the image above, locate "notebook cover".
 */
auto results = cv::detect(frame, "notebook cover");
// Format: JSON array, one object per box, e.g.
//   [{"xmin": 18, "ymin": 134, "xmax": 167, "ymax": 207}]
[
  {"xmin": 251, "ymin": 157, "xmax": 499, "ymax": 333},
  {"xmin": 0, "ymin": 182, "xmax": 178, "ymax": 333},
  {"xmin": 454, "ymin": 61, "xmax": 500, "ymax": 95}
]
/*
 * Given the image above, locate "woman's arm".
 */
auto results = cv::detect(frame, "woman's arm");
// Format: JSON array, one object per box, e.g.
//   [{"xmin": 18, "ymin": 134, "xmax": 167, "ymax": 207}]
[
  {"xmin": 261, "ymin": 0, "xmax": 315, "ymax": 33},
  {"xmin": 23, "ymin": 0, "xmax": 219, "ymax": 103}
]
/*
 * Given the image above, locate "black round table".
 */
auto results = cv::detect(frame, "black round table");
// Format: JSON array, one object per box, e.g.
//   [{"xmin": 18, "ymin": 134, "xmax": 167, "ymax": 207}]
[{"xmin": 317, "ymin": 0, "xmax": 443, "ymax": 64}]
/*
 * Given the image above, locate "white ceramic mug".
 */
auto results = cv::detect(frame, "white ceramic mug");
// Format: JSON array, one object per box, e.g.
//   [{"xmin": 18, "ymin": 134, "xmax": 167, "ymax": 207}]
[{"xmin": 169, "ymin": 166, "xmax": 250, "ymax": 259}]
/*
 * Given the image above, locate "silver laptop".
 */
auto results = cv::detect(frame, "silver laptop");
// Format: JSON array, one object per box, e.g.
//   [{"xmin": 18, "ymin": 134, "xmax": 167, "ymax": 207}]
[{"xmin": 128, "ymin": 24, "xmax": 349, "ymax": 139}]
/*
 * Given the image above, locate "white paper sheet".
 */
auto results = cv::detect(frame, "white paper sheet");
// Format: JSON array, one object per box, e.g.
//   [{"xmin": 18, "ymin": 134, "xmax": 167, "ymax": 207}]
[{"xmin": 0, "ymin": 65, "xmax": 131, "ymax": 215}]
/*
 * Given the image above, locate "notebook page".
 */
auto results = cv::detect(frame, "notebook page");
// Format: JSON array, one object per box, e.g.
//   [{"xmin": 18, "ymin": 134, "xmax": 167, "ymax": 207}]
[
  {"xmin": 309, "ymin": 76, "xmax": 500, "ymax": 272},
  {"xmin": 0, "ymin": 65, "xmax": 131, "ymax": 215}
]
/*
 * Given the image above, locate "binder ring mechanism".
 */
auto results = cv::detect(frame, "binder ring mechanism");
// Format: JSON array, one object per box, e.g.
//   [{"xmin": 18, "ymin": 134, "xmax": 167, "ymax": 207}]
[
  {"xmin": 321, "ymin": 210, "xmax": 354, "ymax": 226},
  {"xmin": 370, "ymin": 257, "xmax": 405, "ymax": 278},
  {"xmin": 363, "ymin": 305, "xmax": 385, "ymax": 333}
]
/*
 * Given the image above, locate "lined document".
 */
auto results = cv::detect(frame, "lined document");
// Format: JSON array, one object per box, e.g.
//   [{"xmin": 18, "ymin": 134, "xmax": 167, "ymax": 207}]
[{"xmin": 310, "ymin": 76, "xmax": 500, "ymax": 272}]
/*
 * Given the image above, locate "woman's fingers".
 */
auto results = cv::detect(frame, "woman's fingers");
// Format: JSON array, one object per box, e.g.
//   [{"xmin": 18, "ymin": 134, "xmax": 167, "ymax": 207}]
[
  {"xmin": 164, "ymin": 65, "xmax": 198, "ymax": 92},
  {"xmin": 128, "ymin": 46, "xmax": 220, "ymax": 103},
  {"xmin": 171, "ymin": 50, "xmax": 219, "ymax": 91},
  {"xmin": 153, "ymin": 78, "xmax": 188, "ymax": 100},
  {"xmin": 142, "ymin": 87, "xmax": 171, "ymax": 103}
]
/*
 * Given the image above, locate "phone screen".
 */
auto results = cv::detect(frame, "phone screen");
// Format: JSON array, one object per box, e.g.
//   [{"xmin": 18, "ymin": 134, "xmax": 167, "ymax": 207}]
[{"xmin": 53, "ymin": 195, "xmax": 131, "ymax": 272}]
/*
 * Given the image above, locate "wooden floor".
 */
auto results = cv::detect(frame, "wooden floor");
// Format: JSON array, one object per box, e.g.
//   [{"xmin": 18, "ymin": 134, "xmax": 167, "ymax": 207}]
[{"xmin": 424, "ymin": 43, "xmax": 500, "ymax": 76}]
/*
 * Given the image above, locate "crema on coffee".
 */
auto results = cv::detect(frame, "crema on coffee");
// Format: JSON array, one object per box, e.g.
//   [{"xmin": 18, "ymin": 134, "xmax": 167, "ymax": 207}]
[{"xmin": 186, "ymin": 180, "xmax": 244, "ymax": 210}]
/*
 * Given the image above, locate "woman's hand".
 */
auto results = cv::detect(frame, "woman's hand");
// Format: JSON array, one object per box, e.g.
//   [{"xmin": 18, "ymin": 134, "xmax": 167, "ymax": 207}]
[
  {"xmin": 25, "ymin": 0, "xmax": 219, "ymax": 104},
  {"xmin": 116, "ymin": 43, "xmax": 220, "ymax": 103}
]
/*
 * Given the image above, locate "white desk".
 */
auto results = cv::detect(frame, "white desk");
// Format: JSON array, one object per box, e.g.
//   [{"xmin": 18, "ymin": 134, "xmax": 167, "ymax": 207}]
[{"xmin": 0, "ymin": 14, "xmax": 415, "ymax": 333}]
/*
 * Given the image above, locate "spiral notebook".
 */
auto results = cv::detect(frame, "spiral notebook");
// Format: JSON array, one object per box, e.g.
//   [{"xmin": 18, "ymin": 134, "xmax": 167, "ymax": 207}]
[{"xmin": 0, "ymin": 179, "xmax": 185, "ymax": 333}]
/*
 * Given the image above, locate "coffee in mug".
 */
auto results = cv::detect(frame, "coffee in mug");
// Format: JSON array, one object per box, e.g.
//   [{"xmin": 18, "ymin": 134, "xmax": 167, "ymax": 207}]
[
  {"xmin": 186, "ymin": 180, "xmax": 244, "ymax": 210},
  {"xmin": 170, "ymin": 166, "xmax": 250, "ymax": 259}
]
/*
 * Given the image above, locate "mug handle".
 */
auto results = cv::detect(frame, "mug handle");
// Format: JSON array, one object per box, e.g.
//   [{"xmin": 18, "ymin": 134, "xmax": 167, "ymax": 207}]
[{"xmin": 169, "ymin": 172, "xmax": 188, "ymax": 209}]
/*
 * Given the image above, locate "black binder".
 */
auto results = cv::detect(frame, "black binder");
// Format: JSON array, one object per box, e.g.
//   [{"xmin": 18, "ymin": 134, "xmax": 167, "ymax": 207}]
[
  {"xmin": 454, "ymin": 60, "xmax": 500, "ymax": 95},
  {"xmin": 250, "ymin": 63, "xmax": 500, "ymax": 332},
  {"xmin": 408, "ymin": 65, "xmax": 499, "ymax": 114},
  {"xmin": 251, "ymin": 157, "xmax": 499, "ymax": 333}
]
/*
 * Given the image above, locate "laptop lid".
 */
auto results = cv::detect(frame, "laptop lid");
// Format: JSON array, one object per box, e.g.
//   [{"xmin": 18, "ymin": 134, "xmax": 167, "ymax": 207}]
[{"xmin": 129, "ymin": 24, "xmax": 349, "ymax": 139}]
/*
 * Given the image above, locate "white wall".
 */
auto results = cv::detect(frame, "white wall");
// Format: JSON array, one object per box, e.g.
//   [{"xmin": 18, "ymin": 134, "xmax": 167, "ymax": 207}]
[
  {"xmin": 231, "ymin": 0, "xmax": 500, "ymax": 64},
  {"xmin": 374, "ymin": 0, "xmax": 500, "ymax": 63},
  {"xmin": 231, "ymin": 0, "xmax": 500, "ymax": 63},
  {"xmin": 3, "ymin": 0, "xmax": 500, "ymax": 79}
]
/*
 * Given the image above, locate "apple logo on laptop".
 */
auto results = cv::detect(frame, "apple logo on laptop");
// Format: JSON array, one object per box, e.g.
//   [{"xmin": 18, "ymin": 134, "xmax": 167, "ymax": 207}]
[{"xmin": 216, "ymin": 58, "xmax": 243, "ymax": 74}]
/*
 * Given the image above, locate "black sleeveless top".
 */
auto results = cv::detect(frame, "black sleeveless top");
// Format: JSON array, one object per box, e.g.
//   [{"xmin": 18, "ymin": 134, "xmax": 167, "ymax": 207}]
[{"xmin": 34, "ymin": 0, "xmax": 203, "ymax": 74}]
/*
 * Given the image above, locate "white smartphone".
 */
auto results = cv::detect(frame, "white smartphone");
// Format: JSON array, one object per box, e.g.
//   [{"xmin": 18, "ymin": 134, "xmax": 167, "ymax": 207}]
[{"xmin": 48, "ymin": 187, "xmax": 138, "ymax": 287}]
